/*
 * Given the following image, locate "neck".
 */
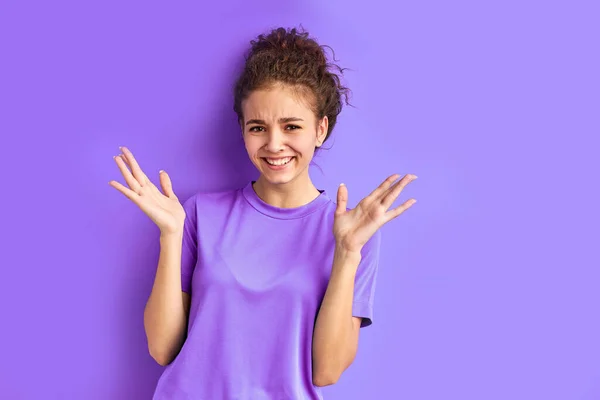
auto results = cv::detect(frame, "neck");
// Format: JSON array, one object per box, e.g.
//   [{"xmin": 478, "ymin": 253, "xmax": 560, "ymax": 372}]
[{"xmin": 252, "ymin": 175, "xmax": 321, "ymax": 208}]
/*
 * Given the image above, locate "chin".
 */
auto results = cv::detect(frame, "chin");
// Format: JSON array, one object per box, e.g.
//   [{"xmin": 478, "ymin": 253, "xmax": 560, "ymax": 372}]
[{"xmin": 260, "ymin": 170, "xmax": 296, "ymax": 185}]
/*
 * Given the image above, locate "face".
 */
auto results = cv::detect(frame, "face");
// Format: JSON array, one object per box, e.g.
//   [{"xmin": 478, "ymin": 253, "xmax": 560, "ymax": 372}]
[{"xmin": 241, "ymin": 84, "xmax": 328, "ymax": 186}]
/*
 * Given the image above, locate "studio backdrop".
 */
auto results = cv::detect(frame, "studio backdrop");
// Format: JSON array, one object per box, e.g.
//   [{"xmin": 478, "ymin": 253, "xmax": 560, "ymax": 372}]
[{"xmin": 1, "ymin": 0, "xmax": 597, "ymax": 399}]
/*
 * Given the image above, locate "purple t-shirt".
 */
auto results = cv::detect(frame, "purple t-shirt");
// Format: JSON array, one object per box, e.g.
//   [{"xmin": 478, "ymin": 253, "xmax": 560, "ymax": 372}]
[{"xmin": 152, "ymin": 180, "xmax": 381, "ymax": 399}]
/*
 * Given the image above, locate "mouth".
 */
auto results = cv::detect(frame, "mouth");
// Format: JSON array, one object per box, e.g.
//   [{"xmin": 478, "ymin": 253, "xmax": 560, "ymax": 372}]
[{"xmin": 261, "ymin": 156, "xmax": 295, "ymax": 170}]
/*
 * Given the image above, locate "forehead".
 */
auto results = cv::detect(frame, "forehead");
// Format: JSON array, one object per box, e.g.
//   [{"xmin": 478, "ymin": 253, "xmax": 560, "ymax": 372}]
[{"xmin": 242, "ymin": 86, "xmax": 314, "ymax": 121}]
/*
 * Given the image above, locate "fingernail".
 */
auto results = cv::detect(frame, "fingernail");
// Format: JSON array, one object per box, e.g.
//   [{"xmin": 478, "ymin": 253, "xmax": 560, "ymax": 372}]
[
  {"xmin": 340, "ymin": 183, "xmax": 345, "ymax": 186},
  {"xmin": 159, "ymin": 170, "xmax": 164, "ymax": 173}
]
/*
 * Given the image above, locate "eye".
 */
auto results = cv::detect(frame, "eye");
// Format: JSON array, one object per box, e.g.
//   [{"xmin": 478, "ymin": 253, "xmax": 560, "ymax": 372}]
[
  {"xmin": 249, "ymin": 126, "xmax": 265, "ymax": 132},
  {"xmin": 286, "ymin": 125, "xmax": 301, "ymax": 131}
]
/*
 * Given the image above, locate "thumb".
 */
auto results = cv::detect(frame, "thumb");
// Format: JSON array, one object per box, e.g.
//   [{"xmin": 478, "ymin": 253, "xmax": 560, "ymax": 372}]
[
  {"xmin": 336, "ymin": 183, "xmax": 348, "ymax": 215},
  {"xmin": 159, "ymin": 170, "xmax": 177, "ymax": 198}
]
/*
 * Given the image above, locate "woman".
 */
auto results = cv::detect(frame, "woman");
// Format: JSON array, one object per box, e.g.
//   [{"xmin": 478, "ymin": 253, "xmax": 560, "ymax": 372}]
[{"xmin": 110, "ymin": 26, "xmax": 417, "ymax": 400}]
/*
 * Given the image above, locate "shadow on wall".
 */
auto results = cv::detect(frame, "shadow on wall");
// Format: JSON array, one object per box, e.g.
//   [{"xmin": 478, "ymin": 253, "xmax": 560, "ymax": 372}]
[
  {"xmin": 111, "ymin": 19, "xmax": 329, "ymax": 397},
  {"xmin": 109, "ymin": 38, "xmax": 258, "ymax": 398}
]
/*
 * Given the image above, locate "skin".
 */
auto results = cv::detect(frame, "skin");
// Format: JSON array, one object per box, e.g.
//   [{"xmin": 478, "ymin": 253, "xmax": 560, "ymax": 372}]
[{"xmin": 241, "ymin": 83, "xmax": 329, "ymax": 208}]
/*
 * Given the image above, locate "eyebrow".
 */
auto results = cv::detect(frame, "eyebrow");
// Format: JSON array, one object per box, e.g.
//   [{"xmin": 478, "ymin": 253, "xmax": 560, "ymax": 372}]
[{"xmin": 245, "ymin": 117, "xmax": 304, "ymax": 126}]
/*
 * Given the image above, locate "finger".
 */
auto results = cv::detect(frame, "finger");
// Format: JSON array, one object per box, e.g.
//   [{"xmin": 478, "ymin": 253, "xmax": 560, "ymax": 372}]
[
  {"xmin": 120, "ymin": 146, "xmax": 149, "ymax": 186},
  {"xmin": 109, "ymin": 179, "xmax": 140, "ymax": 203},
  {"xmin": 121, "ymin": 152, "xmax": 166, "ymax": 197},
  {"xmin": 117, "ymin": 152, "xmax": 135, "ymax": 175},
  {"xmin": 159, "ymin": 170, "xmax": 177, "ymax": 198},
  {"xmin": 384, "ymin": 198, "xmax": 417, "ymax": 223},
  {"xmin": 114, "ymin": 155, "xmax": 142, "ymax": 191},
  {"xmin": 119, "ymin": 152, "xmax": 131, "ymax": 168},
  {"xmin": 364, "ymin": 174, "xmax": 400, "ymax": 204},
  {"xmin": 335, "ymin": 183, "xmax": 348, "ymax": 215},
  {"xmin": 381, "ymin": 174, "xmax": 417, "ymax": 209}
]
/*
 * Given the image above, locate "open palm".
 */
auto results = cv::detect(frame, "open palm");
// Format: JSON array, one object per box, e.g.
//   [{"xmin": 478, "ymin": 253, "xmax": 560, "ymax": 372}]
[
  {"xmin": 333, "ymin": 174, "xmax": 418, "ymax": 253},
  {"xmin": 108, "ymin": 146, "xmax": 186, "ymax": 235}
]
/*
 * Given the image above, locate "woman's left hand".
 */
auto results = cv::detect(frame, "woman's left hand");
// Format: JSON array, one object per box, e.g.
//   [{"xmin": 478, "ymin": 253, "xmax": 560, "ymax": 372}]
[{"xmin": 333, "ymin": 173, "xmax": 418, "ymax": 253}]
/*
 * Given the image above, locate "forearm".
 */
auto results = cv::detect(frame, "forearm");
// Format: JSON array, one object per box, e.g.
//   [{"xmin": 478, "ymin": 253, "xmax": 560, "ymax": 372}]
[
  {"xmin": 312, "ymin": 245, "xmax": 362, "ymax": 385},
  {"xmin": 144, "ymin": 231, "xmax": 188, "ymax": 365}
]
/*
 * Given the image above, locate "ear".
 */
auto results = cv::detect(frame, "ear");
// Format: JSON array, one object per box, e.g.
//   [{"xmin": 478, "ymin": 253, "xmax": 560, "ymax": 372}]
[{"xmin": 315, "ymin": 116, "xmax": 329, "ymax": 147}]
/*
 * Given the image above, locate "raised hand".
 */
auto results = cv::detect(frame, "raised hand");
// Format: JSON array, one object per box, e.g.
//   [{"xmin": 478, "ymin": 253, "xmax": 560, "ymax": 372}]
[
  {"xmin": 109, "ymin": 146, "xmax": 186, "ymax": 235},
  {"xmin": 333, "ymin": 174, "xmax": 418, "ymax": 253}
]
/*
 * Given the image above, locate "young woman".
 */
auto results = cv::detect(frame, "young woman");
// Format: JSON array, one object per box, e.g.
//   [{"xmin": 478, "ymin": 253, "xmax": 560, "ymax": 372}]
[{"xmin": 110, "ymin": 26, "xmax": 417, "ymax": 400}]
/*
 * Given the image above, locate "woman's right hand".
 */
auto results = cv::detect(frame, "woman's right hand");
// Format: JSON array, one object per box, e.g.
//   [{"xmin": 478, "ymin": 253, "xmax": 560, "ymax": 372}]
[{"xmin": 109, "ymin": 146, "xmax": 186, "ymax": 235}]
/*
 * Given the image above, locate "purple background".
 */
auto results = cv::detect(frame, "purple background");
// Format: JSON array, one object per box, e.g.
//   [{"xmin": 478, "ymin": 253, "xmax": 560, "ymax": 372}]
[{"xmin": 1, "ymin": 0, "xmax": 598, "ymax": 399}]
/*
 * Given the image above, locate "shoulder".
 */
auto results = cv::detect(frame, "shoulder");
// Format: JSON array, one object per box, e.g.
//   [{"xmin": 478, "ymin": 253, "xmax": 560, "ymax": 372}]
[
  {"xmin": 181, "ymin": 185, "xmax": 245, "ymax": 218},
  {"xmin": 185, "ymin": 185, "xmax": 240, "ymax": 205}
]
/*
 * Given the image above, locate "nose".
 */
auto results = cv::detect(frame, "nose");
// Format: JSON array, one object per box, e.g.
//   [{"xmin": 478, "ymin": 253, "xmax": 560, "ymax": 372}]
[{"xmin": 265, "ymin": 128, "xmax": 286, "ymax": 153}]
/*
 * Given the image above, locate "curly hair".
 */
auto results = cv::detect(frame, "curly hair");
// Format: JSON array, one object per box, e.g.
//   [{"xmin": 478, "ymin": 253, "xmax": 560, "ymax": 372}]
[{"xmin": 232, "ymin": 26, "xmax": 352, "ymax": 151}]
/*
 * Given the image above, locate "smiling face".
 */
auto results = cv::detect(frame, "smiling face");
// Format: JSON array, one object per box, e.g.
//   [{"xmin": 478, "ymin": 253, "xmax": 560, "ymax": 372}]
[{"xmin": 241, "ymin": 84, "xmax": 328, "ymax": 187}]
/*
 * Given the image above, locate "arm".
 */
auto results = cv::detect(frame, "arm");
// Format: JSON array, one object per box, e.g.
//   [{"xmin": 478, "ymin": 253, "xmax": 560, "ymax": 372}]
[
  {"xmin": 143, "ymin": 231, "xmax": 191, "ymax": 366},
  {"xmin": 109, "ymin": 146, "xmax": 196, "ymax": 366},
  {"xmin": 312, "ymin": 175, "xmax": 417, "ymax": 386},
  {"xmin": 312, "ymin": 245, "xmax": 363, "ymax": 387}
]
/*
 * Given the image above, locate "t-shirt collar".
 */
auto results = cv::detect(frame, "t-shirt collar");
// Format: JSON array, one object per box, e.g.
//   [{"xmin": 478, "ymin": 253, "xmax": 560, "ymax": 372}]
[{"xmin": 242, "ymin": 180, "xmax": 331, "ymax": 219}]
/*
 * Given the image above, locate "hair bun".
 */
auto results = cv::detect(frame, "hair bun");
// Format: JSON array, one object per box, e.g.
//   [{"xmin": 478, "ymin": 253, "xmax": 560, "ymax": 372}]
[
  {"xmin": 233, "ymin": 26, "xmax": 352, "ymax": 150},
  {"xmin": 248, "ymin": 27, "xmax": 327, "ymax": 69}
]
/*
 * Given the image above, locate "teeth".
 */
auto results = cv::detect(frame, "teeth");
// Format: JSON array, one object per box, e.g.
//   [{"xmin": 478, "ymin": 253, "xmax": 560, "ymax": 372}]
[{"xmin": 266, "ymin": 157, "xmax": 292, "ymax": 166}]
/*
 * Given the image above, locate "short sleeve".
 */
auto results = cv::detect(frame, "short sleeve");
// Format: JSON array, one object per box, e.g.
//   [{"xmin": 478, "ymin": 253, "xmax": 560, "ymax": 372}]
[
  {"xmin": 180, "ymin": 195, "xmax": 198, "ymax": 294},
  {"xmin": 352, "ymin": 230, "xmax": 382, "ymax": 328}
]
